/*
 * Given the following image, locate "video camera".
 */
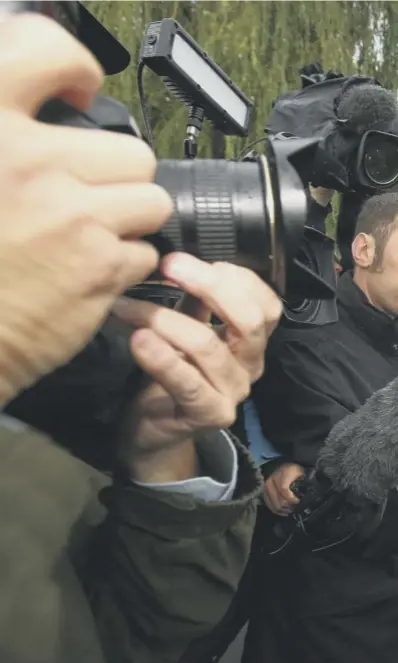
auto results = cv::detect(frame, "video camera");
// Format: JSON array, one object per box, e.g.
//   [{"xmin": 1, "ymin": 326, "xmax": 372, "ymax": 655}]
[
  {"xmin": 5, "ymin": 0, "xmax": 335, "ymax": 308},
  {"xmin": 267, "ymin": 62, "xmax": 398, "ymax": 280},
  {"xmin": 267, "ymin": 62, "xmax": 398, "ymax": 195}
]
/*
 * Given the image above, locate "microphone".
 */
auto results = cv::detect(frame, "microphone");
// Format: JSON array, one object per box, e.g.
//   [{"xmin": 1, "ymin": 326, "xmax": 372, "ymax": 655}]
[
  {"xmin": 332, "ymin": 84, "xmax": 398, "ymax": 273},
  {"xmin": 322, "ymin": 81, "xmax": 398, "ymax": 181},
  {"xmin": 316, "ymin": 80, "xmax": 398, "ymax": 191},
  {"xmin": 317, "ymin": 376, "xmax": 398, "ymax": 505},
  {"xmin": 269, "ymin": 377, "xmax": 398, "ymax": 555},
  {"xmin": 266, "ymin": 70, "xmax": 398, "ymax": 192},
  {"xmin": 336, "ymin": 82, "xmax": 398, "ymax": 135}
]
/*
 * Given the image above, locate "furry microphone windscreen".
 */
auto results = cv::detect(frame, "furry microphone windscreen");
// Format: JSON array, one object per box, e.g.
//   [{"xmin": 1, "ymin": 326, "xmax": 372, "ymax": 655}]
[
  {"xmin": 317, "ymin": 376, "xmax": 398, "ymax": 504},
  {"xmin": 337, "ymin": 84, "xmax": 398, "ymax": 134}
]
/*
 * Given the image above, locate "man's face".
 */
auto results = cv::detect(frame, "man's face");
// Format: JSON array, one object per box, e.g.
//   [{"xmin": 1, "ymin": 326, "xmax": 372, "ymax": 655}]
[{"xmin": 367, "ymin": 227, "xmax": 398, "ymax": 315}]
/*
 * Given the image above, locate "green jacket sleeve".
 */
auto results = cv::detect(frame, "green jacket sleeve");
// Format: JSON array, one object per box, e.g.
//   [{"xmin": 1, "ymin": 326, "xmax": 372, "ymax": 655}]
[{"xmin": 85, "ymin": 436, "xmax": 263, "ymax": 663}]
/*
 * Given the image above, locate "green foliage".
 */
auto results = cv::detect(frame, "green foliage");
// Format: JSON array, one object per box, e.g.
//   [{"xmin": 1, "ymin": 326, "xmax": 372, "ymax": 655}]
[{"xmin": 86, "ymin": 1, "xmax": 398, "ymax": 233}]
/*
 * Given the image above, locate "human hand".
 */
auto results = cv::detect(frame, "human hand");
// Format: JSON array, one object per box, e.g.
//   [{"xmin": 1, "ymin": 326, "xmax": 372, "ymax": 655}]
[
  {"xmin": 113, "ymin": 254, "xmax": 282, "ymax": 483},
  {"xmin": 264, "ymin": 463, "xmax": 305, "ymax": 516},
  {"xmin": 0, "ymin": 14, "xmax": 171, "ymax": 403}
]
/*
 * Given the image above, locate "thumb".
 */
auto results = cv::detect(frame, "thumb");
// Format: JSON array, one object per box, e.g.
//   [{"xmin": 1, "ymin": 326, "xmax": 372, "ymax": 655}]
[{"xmin": 0, "ymin": 13, "xmax": 102, "ymax": 115}]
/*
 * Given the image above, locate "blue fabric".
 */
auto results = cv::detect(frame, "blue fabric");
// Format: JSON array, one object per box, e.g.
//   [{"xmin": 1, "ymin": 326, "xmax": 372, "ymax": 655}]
[{"xmin": 243, "ymin": 399, "xmax": 281, "ymax": 464}]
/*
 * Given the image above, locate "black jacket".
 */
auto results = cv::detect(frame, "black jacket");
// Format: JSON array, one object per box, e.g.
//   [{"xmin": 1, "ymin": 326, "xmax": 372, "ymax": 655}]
[
  {"xmin": 251, "ymin": 272, "xmax": 398, "ymax": 614},
  {"xmin": 254, "ymin": 272, "xmax": 398, "ymax": 467}
]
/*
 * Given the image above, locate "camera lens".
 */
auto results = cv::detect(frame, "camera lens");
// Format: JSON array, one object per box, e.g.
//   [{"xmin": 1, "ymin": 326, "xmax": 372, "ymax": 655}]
[
  {"xmin": 152, "ymin": 139, "xmax": 334, "ymax": 300},
  {"xmin": 37, "ymin": 92, "xmax": 334, "ymax": 302},
  {"xmin": 155, "ymin": 157, "xmax": 274, "ymax": 275},
  {"xmin": 363, "ymin": 133, "xmax": 398, "ymax": 186}
]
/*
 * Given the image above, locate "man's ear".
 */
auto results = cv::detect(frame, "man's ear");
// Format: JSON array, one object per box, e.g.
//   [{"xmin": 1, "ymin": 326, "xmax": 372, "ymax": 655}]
[{"xmin": 352, "ymin": 232, "xmax": 376, "ymax": 268}]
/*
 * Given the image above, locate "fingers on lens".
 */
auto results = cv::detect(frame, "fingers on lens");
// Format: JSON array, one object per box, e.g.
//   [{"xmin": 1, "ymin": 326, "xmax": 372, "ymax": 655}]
[{"xmin": 87, "ymin": 182, "xmax": 172, "ymax": 236}]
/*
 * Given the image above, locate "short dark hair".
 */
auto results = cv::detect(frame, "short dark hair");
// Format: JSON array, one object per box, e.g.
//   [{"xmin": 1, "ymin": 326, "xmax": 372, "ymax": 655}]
[{"xmin": 355, "ymin": 192, "xmax": 398, "ymax": 267}]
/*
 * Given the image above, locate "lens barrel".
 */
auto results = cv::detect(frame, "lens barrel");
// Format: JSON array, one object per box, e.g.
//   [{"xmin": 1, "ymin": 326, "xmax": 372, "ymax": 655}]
[
  {"xmin": 363, "ymin": 132, "xmax": 398, "ymax": 186},
  {"xmin": 356, "ymin": 130, "xmax": 398, "ymax": 190},
  {"xmin": 151, "ymin": 138, "xmax": 333, "ymax": 299},
  {"xmin": 154, "ymin": 157, "xmax": 271, "ymax": 272}
]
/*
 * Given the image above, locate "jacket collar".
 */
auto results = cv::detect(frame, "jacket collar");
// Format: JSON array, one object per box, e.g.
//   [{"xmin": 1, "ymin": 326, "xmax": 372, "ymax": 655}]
[{"xmin": 338, "ymin": 272, "xmax": 398, "ymax": 357}]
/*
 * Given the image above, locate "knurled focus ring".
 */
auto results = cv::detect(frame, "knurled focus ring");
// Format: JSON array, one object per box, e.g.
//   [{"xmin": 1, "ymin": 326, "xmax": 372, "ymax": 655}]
[{"xmin": 192, "ymin": 162, "xmax": 237, "ymax": 262}]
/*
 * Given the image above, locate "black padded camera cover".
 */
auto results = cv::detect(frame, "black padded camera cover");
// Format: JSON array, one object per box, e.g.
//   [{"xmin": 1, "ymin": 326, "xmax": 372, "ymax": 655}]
[{"xmin": 266, "ymin": 75, "xmax": 379, "ymax": 140}]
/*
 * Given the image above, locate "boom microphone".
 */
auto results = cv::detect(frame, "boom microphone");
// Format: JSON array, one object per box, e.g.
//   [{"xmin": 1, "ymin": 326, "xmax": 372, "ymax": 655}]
[
  {"xmin": 336, "ymin": 82, "xmax": 398, "ymax": 135},
  {"xmin": 317, "ymin": 375, "xmax": 398, "ymax": 504}
]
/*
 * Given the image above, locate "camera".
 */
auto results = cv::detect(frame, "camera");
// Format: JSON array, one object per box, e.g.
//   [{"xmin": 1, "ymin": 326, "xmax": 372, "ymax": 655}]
[
  {"xmin": 7, "ymin": 1, "xmax": 335, "ymax": 308},
  {"xmin": 266, "ymin": 64, "xmax": 398, "ymax": 320},
  {"xmin": 7, "ymin": 3, "xmax": 398, "ymax": 323},
  {"xmin": 268, "ymin": 68, "xmax": 398, "ymax": 195}
]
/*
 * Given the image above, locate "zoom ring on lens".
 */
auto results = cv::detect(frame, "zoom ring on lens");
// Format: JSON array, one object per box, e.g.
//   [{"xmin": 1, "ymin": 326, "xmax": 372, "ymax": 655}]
[
  {"xmin": 192, "ymin": 163, "xmax": 237, "ymax": 262},
  {"xmin": 155, "ymin": 163, "xmax": 185, "ymax": 252}
]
